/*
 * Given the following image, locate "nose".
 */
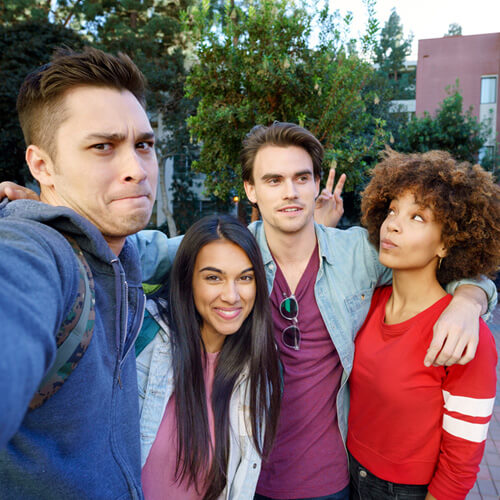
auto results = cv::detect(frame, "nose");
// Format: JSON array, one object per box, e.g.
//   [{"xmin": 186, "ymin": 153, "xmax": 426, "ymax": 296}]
[
  {"xmin": 221, "ymin": 281, "xmax": 240, "ymax": 304},
  {"xmin": 283, "ymin": 179, "xmax": 298, "ymax": 200},
  {"xmin": 122, "ymin": 150, "xmax": 150, "ymax": 183},
  {"xmin": 386, "ymin": 214, "xmax": 401, "ymax": 233}
]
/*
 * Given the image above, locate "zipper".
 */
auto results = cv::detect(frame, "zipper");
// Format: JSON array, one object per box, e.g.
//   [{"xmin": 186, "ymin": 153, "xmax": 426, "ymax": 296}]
[{"xmin": 121, "ymin": 291, "xmax": 146, "ymax": 365}]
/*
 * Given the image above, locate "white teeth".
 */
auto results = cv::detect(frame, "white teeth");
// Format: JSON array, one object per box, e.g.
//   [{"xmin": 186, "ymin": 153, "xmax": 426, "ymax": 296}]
[
  {"xmin": 283, "ymin": 208, "xmax": 299, "ymax": 212},
  {"xmin": 218, "ymin": 309, "xmax": 238, "ymax": 317}
]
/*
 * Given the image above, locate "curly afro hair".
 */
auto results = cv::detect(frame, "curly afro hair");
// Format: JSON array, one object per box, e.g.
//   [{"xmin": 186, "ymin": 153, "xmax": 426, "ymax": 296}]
[{"xmin": 361, "ymin": 148, "xmax": 500, "ymax": 285}]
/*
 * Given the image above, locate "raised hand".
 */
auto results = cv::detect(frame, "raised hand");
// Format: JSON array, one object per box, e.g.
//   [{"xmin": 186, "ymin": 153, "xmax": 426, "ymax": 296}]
[{"xmin": 314, "ymin": 167, "xmax": 346, "ymax": 228}]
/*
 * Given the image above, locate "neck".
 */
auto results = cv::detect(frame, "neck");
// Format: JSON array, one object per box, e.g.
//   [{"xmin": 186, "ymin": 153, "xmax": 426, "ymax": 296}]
[
  {"xmin": 263, "ymin": 220, "xmax": 317, "ymax": 293},
  {"xmin": 386, "ymin": 268, "xmax": 446, "ymax": 324},
  {"xmin": 103, "ymin": 236, "xmax": 126, "ymax": 256},
  {"xmin": 264, "ymin": 220, "xmax": 317, "ymax": 267}
]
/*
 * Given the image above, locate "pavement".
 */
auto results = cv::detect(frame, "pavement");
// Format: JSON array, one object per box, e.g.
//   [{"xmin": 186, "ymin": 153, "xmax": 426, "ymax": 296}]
[{"xmin": 467, "ymin": 305, "xmax": 500, "ymax": 499}]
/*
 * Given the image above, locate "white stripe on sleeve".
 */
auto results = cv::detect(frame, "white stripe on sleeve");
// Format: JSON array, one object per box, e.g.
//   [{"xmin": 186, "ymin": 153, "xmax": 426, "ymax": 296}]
[
  {"xmin": 443, "ymin": 390, "xmax": 495, "ymax": 417},
  {"xmin": 442, "ymin": 414, "xmax": 490, "ymax": 443}
]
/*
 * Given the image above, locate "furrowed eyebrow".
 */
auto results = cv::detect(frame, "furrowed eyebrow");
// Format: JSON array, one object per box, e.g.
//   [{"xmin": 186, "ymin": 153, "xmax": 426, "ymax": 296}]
[
  {"xmin": 84, "ymin": 133, "xmax": 126, "ymax": 142},
  {"xmin": 136, "ymin": 132, "xmax": 155, "ymax": 142},
  {"xmin": 83, "ymin": 131, "xmax": 155, "ymax": 142}
]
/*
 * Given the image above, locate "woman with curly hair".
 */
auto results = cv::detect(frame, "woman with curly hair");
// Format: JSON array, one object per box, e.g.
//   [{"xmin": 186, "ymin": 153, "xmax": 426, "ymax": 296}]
[
  {"xmin": 347, "ymin": 149, "xmax": 500, "ymax": 500},
  {"xmin": 137, "ymin": 215, "xmax": 281, "ymax": 500}
]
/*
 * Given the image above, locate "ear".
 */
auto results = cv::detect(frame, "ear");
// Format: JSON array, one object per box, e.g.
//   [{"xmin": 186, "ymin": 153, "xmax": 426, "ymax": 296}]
[
  {"xmin": 25, "ymin": 145, "xmax": 55, "ymax": 188},
  {"xmin": 244, "ymin": 180, "xmax": 257, "ymax": 205},
  {"xmin": 437, "ymin": 244, "xmax": 447, "ymax": 259},
  {"xmin": 315, "ymin": 175, "xmax": 320, "ymax": 197}
]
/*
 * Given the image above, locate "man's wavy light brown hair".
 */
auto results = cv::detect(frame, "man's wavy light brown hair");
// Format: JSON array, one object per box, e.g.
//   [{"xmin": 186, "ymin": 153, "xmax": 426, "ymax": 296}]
[{"xmin": 361, "ymin": 148, "xmax": 500, "ymax": 285}]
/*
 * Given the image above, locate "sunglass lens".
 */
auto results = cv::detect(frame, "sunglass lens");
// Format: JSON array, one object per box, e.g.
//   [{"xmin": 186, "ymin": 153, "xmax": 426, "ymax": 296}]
[
  {"xmin": 282, "ymin": 325, "xmax": 300, "ymax": 350},
  {"xmin": 280, "ymin": 297, "xmax": 298, "ymax": 319}
]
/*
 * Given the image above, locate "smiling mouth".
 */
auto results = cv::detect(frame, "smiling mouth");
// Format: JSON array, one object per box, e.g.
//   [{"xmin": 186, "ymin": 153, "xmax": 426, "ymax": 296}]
[
  {"xmin": 214, "ymin": 308, "xmax": 242, "ymax": 320},
  {"xmin": 278, "ymin": 207, "xmax": 302, "ymax": 213}
]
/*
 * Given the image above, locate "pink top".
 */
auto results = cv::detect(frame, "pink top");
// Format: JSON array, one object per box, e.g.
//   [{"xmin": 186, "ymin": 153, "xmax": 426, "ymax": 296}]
[
  {"xmin": 257, "ymin": 245, "xmax": 348, "ymax": 498},
  {"xmin": 141, "ymin": 351, "xmax": 219, "ymax": 500}
]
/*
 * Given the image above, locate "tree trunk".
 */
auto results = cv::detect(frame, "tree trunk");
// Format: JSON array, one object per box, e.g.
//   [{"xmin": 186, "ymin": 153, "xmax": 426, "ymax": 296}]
[{"xmin": 156, "ymin": 113, "xmax": 178, "ymax": 237}]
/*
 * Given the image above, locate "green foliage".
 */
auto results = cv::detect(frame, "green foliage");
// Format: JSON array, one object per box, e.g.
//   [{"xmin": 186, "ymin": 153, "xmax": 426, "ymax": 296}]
[
  {"xmin": 185, "ymin": 0, "xmax": 389, "ymax": 208},
  {"xmin": 445, "ymin": 23, "xmax": 462, "ymax": 37},
  {"xmin": 373, "ymin": 8, "xmax": 414, "ymax": 100},
  {"xmin": 398, "ymin": 84, "xmax": 487, "ymax": 163},
  {"xmin": 0, "ymin": 21, "xmax": 85, "ymax": 184}
]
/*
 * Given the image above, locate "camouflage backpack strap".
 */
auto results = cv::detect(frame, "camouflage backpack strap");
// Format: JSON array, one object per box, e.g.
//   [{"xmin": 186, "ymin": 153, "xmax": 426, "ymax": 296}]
[{"xmin": 29, "ymin": 235, "xmax": 96, "ymax": 411}]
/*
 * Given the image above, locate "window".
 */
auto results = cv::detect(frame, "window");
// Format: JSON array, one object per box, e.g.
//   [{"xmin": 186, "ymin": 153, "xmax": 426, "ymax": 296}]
[{"xmin": 481, "ymin": 76, "xmax": 497, "ymax": 104}]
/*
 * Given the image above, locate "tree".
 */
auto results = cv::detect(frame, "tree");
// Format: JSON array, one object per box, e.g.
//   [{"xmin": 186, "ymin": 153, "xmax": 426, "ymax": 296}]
[
  {"xmin": 398, "ymin": 84, "xmax": 487, "ymax": 163},
  {"xmin": 0, "ymin": 21, "xmax": 85, "ymax": 184},
  {"xmin": 373, "ymin": 8, "xmax": 414, "ymax": 100},
  {"xmin": 445, "ymin": 23, "xmax": 462, "ymax": 36},
  {"xmin": 184, "ymin": 0, "xmax": 389, "ymax": 222}
]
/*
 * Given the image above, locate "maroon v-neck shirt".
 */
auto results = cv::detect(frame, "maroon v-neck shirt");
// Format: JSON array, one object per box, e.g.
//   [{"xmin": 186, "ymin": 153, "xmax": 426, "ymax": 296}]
[{"xmin": 257, "ymin": 244, "xmax": 348, "ymax": 498}]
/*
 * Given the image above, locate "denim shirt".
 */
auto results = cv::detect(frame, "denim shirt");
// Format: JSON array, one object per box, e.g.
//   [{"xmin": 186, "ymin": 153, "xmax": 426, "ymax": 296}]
[{"xmin": 137, "ymin": 300, "xmax": 263, "ymax": 500}]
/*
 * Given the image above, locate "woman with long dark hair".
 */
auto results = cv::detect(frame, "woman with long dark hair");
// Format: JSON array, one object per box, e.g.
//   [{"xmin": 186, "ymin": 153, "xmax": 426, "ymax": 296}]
[{"xmin": 137, "ymin": 215, "xmax": 281, "ymax": 500}]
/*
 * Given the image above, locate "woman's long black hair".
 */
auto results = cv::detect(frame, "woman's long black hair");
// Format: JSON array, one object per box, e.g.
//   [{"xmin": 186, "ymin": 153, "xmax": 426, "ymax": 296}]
[{"xmin": 162, "ymin": 214, "xmax": 281, "ymax": 500}]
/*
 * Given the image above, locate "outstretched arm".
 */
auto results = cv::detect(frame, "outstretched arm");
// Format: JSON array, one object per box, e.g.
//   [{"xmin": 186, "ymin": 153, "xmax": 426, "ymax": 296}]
[
  {"xmin": 314, "ymin": 167, "xmax": 346, "ymax": 228},
  {"xmin": 424, "ymin": 283, "xmax": 494, "ymax": 367}
]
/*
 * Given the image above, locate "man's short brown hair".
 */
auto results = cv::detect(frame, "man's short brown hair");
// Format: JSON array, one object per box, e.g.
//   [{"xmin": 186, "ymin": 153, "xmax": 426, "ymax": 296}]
[
  {"xmin": 240, "ymin": 122, "xmax": 324, "ymax": 183},
  {"xmin": 17, "ymin": 46, "xmax": 147, "ymax": 158},
  {"xmin": 361, "ymin": 148, "xmax": 500, "ymax": 285}
]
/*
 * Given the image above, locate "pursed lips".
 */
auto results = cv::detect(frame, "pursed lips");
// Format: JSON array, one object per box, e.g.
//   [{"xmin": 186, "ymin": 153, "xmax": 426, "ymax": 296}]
[
  {"xmin": 112, "ymin": 192, "xmax": 151, "ymax": 202},
  {"xmin": 380, "ymin": 238, "xmax": 398, "ymax": 249}
]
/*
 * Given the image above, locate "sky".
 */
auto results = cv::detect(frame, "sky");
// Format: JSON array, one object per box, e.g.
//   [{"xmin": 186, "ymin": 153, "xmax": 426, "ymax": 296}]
[{"xmin": 327, "ymin": 0, "xmax": 500, "ymax": 59}]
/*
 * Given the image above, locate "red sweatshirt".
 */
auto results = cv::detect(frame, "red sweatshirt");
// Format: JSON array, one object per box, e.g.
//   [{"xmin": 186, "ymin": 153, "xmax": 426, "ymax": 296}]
[{"xmin": 347, "ymin": 286, "xmax": 497, "ymax": 500}]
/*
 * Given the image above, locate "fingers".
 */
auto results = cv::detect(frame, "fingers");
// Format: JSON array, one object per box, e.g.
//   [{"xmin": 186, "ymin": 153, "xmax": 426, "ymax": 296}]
[
  {"xmin": 457, "ymin": 340, "xmax": 477, "ymax": 365},
  {"xmin": 325, "ymin": 168, "xmax": 336, "ymax": 194},
  {"xmin": 424, "ymin": 329, "xmax": 447, "ymax": 367},
  {"xmin": 425, "ymin": 323, "xmax": 478, "ymax": 367},
  {"xmin": 0, "ymin": 182, "xmax": 39, "ymax": 201},
  {"xmin": 333, "ymin": 173, "xmax": 346, "ymax": 199}
]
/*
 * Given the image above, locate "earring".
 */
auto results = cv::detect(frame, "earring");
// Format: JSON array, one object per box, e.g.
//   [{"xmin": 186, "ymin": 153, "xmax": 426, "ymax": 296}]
[{"xmin": 438, "ymin": 257, "xmax": 443, "ymax": 270}]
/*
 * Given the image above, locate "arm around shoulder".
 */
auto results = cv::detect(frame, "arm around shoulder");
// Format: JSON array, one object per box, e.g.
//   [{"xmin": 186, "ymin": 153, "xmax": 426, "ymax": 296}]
[
  {"xmin": 425, "ymin": 277, "xmax": 497, "ymax": 367},
  {"xmin": 129, "ymin": 229, "xmax": 183, "ymax": 284}
]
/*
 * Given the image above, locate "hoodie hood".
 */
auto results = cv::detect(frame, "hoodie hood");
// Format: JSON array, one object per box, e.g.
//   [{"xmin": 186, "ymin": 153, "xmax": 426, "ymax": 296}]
[{"xmin": 0, "ymin": 199, "xmax": 142, "ymax": 283}]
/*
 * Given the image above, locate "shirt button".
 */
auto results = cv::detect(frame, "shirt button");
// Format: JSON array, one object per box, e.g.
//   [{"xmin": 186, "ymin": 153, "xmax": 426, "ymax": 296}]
[
  {"xmin": 252, "ymin": 463, "xmax": 257, "ymax": 469},
  {"xmin": 359, "ymin": 470, "xmax": 367, "ymax": 478}
]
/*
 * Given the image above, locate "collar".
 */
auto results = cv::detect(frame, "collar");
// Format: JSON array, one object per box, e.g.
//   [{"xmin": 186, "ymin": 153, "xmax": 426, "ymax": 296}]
[{"xmin": 249, "ymin": 220, "xmax": 336, "ymax": 267}]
